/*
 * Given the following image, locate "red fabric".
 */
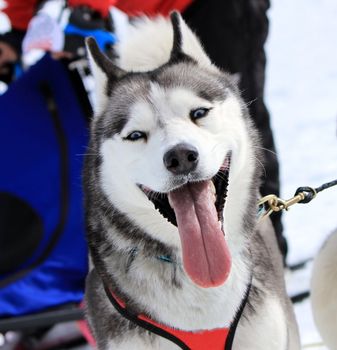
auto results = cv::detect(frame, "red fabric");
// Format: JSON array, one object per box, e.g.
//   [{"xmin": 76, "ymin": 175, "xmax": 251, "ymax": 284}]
[
  {"xmin": 2, "ymin": 0, "xmax": 115, "ymax": 30},
  {"xmin": 77, "ymin": 302, "xmax": 96, "ymax": 348},
  {"xmin": 2, "ymin": 0, "xmax": 193, "ymax": 31},
  {"xmin": 78, "ymin": 314, "xmax": 229, "ymax": 350},
  {"xmin": 139, "ymin": 313, "xmax": 230, "ymax": 350},
  {"xmin": 115, "ymin": 0, "xmax": 193, "ymax": 17},
  {"xmin": 77, "ymin": 319, "xmax": 96, "ymax": 347},
  {"xmin": 111, "ymin": 290, "xmax": 230, "ymax": 350},
  {"xmin": 2, "ymin": 0, "xmax": 38, "ymax": 30}
]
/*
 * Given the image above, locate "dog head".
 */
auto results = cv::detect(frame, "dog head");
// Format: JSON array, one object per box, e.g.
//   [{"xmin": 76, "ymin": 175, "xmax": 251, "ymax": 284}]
[{"xmin": 86, "ymin": 12, "xmax": 261, "ymax": 288}]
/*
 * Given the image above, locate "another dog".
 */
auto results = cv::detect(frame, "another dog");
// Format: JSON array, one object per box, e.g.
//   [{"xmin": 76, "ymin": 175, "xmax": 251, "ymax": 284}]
[
  {"xmin": 311, "ymin": 229, "xmax": 337, "ymax": 349},
  {"xmin": 83, "ymin": 12, "xmax": 300, "ymax": 349}
]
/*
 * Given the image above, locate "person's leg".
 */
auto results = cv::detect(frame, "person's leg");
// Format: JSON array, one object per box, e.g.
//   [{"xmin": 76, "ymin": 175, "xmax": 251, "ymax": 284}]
[{"xmin": 183, "ymin": 0, "xmax": 287, "ymax": 259}]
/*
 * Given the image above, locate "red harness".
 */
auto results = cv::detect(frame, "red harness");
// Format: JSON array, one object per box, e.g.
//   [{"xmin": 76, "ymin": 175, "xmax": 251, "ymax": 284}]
[{"xmin": 103, "ymin": 283, "xmax": 251, "ymax": 350}]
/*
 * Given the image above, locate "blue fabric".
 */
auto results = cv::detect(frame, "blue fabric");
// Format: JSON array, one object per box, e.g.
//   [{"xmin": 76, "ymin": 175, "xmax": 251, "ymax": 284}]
[
  {"xmin": 64, "ymin": 24, "xmax": 117, "ymax": 51},
  {"xmin": 14, "ymin": 63, "xmax": 23, "ymax": 79},
  {"xmin": 0, "ymin": 54, "xmax": 89, "ymax": 316}
]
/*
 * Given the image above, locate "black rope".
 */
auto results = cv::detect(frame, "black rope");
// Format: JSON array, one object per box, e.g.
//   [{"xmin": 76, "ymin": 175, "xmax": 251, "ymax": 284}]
[
  {"xmin": 291, "ymin": 291, "xmax": 310, "ymax": 304},
  {"xmin": 294, "ymin": 179, "xmax": 337, "ymax": 204},
  {"xmin": 316, "ymin": 179, "xmax": 337, "ymax": 193},
  {"xmin": 288, "ymin": 257, "xmax": 313, "ymax": 272}
]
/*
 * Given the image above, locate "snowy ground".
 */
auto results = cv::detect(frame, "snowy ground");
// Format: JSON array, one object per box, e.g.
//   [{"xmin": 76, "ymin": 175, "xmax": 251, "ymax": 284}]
[{"xmin": 266, "ymin": 0, "xmax": 337, "ymax": 348}]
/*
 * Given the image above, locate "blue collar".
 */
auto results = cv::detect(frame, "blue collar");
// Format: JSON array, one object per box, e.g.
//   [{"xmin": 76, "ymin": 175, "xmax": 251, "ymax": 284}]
[
  {"xmin": 156, "ymin": 255, "xmax": 174, "ymax": 263},
  {"xmin": 129, "ymin": 247, "xmax": 174, "ymax": 264}
]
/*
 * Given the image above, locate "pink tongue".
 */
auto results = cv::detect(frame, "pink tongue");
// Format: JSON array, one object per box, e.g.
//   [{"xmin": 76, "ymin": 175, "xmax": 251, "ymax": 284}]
[{"xmin": 168, "ymin": 181, "xmax": 231, "ymax": 288}]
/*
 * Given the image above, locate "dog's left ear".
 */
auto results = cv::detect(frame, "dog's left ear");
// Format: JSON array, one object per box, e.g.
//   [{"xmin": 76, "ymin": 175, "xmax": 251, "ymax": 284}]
[
  {"xmin": 169, "ymin": 12, "xmax": 213, "ymax": 68},
  {"xmin": 86, "ymin": 37, "xmax": 126, "ymax": 115}
]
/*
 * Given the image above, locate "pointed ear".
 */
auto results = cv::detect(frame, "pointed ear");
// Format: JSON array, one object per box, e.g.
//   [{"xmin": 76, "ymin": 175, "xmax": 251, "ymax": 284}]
[
  {"xmin": 85, "ymin": 37, "xmax": 126, "ymax": 115},
  {"xmin": 169, "ymin": 12, "xmax": 213, "ymax": 68}
]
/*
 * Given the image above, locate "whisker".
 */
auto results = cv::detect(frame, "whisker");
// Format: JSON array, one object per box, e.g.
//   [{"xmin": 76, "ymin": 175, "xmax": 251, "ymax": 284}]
[
  {"xmin": 214, "ymin": 172, "xmax": 229, "ymax": 182},
  {"xmin": 254, "ymin": 156, "xmax": 267, "ymax": 177},
  {"xmin": 147, "ymin": 190, "xmax": 164, "ymax": 201},
  {"xmin": 76, "ymin": 153, "xmax": 98, "ymax": 156},
  {"xmin": 253, "ymin": 146, "xmax": 277, "ymax": 156},
  {"xmin": 243, "ymin": 98, "xmax": 257, "ymax": 107}
]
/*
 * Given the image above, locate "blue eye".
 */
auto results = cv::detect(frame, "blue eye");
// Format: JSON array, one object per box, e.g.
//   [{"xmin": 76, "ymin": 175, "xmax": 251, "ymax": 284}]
[
  {"xmin": 125, "ymin": 131, "xmax": 147, "ymax": 141},
  {"xmin": 190, "ymin": 107, "xmax": 211, "ymax": 120}
]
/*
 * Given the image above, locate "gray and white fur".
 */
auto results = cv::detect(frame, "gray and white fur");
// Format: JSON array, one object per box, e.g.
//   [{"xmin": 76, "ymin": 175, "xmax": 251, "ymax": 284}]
[{"xmin": 83, "ymin": 13, "xmax": 300, "ymax": 350}]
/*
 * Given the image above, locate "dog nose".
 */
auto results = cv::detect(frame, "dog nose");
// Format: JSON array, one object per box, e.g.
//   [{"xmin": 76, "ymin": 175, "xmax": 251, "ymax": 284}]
[{"xmin": 164, "ymin": 143, "xmax": 199, "ymax": 175}]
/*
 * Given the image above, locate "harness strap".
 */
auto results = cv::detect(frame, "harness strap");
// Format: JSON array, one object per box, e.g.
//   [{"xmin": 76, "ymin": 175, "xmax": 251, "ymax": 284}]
[
  {"xmin": 103, "ymin": 281, "xmax": 251, "ymax": 350},
  {"xmin": 224, "ymin": 282, "xmax": 252, "ymax": 350},
  {"xmin": 104, "ymin": 284, "xmax": 189, "ymax": 350}
]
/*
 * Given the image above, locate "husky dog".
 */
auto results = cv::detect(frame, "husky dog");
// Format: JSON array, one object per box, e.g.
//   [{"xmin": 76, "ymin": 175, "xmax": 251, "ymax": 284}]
[
  {"xmin": 311, "ymin": 230, "xmax": 337, "ymax": 349},
  {"xmin": 83, "ymin": 12, "xmax": 300, "ymax": 350}
]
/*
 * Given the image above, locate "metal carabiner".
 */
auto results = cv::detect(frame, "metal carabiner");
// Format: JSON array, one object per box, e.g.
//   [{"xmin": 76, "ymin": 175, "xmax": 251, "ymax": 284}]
[{"xmin": 257, "ymin": 194, "xmax": 279, "ymax": 219}]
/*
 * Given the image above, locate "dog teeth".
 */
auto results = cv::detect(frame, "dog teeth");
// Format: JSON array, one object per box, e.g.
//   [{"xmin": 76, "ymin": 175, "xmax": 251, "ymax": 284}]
[
  {"xmin": 210, "ymin": 181, "xmax": 216, "ymax": 203},
  {"xmin": 140, "ymin": 185, "xmax": 151, "ymax": 195},
  {"xmin": 210, "ymin": 181, "xmax": 216, "ymax": 194},
  {"xmin": 168, "ymin": 194, "xmax": 173, "ymax": 208}
]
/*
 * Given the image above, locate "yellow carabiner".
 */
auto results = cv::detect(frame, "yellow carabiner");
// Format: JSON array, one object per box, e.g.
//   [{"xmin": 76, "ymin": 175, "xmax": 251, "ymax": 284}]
[
  {"xmin": 258, "ymin": 194, "xmax": 279, "ymax": 219},
  {"xmin": 257, "ymin": 187, "xmax": 317, "ymax": 221}
]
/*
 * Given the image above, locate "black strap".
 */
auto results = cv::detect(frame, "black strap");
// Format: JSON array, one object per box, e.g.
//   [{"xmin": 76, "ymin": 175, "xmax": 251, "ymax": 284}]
[
  {"xmin": 103, "ymin": 280, "xmax": 252, "ymax": 350},
  {"xmin": 315, "ymin": 179, "xmax": 337, "ymax": 193},
  {"xmin": 295, "ymin": 179, "xmax": 337, "ymax": 204},
  {"xmin": 103, "ymin": 284, "xmax": 189, "ymax": 350},
  {"xmin": 225, "ymin": 282, "xmax": 252, "ymax": 350}
]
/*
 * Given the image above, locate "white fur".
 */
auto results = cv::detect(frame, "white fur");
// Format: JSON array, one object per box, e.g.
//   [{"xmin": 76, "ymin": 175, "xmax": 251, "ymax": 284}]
[
  {"xmin": 311, "ymin": 230, "xmax": 337, "ymax": 349},
  {"xmin": 114, "ymin": 249, "xmax": 250, "ymax": 330},
  {"xmin": 107, "ymin": 334, "xmax": 177, "ymax": 350},
  {"xmin": 87, "ymin": 14, "xmax": 293, "ymax": 349},
  {"xmin": 234, "ymin": 295, "xmax": 288, "ymax": 350},
  {"xmin": 115, "ymin": 16, "xmax": 216, "ymax": 72},
  {"xmin": 86, "ymin": 46, "xmax": 109, "ymax": 115}
]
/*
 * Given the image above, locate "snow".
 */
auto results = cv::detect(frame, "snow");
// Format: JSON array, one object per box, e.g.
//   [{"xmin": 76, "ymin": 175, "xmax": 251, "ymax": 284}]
[{"xmin": 265, "ymin": 0, "xmax": 337, "ymax": 348}]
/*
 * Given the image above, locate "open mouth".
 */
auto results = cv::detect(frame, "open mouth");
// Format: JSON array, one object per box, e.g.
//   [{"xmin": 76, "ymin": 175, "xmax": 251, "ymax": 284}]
[
  {"xmin": 138, "ymin": 153, "xmax": 232, "ymax": 288},
  {"xmin": 139, "ymin": 155, "xmax": 230, "ymax": 227}
]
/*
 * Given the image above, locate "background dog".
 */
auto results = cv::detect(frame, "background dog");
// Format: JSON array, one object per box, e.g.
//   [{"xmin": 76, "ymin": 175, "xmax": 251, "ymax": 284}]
[{"xmin": 311, "ymin": 229, "xmax": 337, "ymax": 349}]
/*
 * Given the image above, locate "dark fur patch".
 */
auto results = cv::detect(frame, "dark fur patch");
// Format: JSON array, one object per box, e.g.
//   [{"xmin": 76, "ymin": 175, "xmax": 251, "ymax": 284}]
[
  {"xmin": 86, "ymin": 37, "xmax": 126, "ymax": 80},
  {"xmin": 169, "ymin": 12, "xmax": 193, "ymax": 64},
  {"xmin": 157, "ymin": 63, "xmax": 229, "ymax": 103}
]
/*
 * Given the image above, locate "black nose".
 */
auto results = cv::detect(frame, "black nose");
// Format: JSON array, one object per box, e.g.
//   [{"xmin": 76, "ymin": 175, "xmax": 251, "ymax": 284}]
[{"xmin": 163, "ymin": 143, "xmax": 199, "ymax": 175}]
